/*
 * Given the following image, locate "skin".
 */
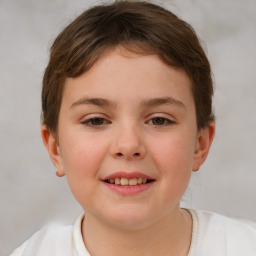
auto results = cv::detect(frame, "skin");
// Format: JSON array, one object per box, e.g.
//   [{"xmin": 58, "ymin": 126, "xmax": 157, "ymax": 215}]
[{"xmin": 42, "ymin": 47, "xmax": 215, "ymax": 256}]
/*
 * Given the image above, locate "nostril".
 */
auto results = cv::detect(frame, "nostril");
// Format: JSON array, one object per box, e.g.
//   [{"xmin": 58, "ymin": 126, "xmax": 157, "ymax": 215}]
[{"xmin": 114, "ymin": 152, "xmax": 141, "ymax": 159}]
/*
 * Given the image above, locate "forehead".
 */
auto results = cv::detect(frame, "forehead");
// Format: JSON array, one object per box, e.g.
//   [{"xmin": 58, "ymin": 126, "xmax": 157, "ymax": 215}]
[
  {"xmin": 67, "ymin": 47, "xmax": 191, "ymax": 89},
  {"xmin": 63, "ymin": 47, "xmax": 194, "ymax": 109}
]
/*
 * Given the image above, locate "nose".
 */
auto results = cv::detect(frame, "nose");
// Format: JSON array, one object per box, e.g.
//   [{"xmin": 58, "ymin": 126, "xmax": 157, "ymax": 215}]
[{"xmin": 110, "ymin": 125, "xmax": 146, "ymax": 161}]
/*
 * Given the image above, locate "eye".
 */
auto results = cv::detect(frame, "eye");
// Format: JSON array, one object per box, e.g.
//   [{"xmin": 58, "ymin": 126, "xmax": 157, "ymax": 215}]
[
  {"xmin": 81, "ymin": 117, "xmax": 109, "ymax": 127},
  {"xmin": 148, "ymin": 117, "xmax": 174, "ymax": 126}
]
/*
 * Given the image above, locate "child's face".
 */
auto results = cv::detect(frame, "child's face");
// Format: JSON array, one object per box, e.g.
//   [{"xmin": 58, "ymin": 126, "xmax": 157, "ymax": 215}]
[{"xmin": 42, "ymin": 47, "xmax": 214, "ymax": 229}]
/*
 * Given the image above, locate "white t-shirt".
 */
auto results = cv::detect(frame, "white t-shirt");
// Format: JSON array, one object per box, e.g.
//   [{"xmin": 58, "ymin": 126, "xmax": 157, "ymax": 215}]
[{"xmin": 10, "ymin": 209, "xmax": 256, "ymax": 256}]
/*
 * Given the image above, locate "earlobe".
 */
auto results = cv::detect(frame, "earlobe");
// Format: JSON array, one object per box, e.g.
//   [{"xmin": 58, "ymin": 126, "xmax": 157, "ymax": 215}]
[
  {"xmin": 41, "ymin": 125, "xmax": 65, "ymax": 177},
  {"xmin": 193, "ymin": 121, "xmax": 215, "ymax": 171}
]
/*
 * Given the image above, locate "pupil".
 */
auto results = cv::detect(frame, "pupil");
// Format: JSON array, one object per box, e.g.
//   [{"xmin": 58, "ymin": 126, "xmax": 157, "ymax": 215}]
[
  {"xmin": 92, "ymin": 118, "xmax": 103, "ymax": 125},
  {"xmin": 153, "ymin": 117, "xmax": 164, "ymax": 125}
]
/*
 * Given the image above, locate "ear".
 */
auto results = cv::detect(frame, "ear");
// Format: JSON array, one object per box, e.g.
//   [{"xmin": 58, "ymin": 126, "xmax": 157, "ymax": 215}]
[
  {"xmin": 41, "ymin": 125, "xmax": 65, "ymax": 177},
  {"xmin": 192, "ymin": 121, "xmax": 215, "ymax": 171}
]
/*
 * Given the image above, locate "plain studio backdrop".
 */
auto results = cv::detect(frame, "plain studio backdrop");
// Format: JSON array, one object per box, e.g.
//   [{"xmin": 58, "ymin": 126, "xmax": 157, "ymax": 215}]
[{"xmin": 0, "ymin": 0, "xmax": 255, "ymax": 255}]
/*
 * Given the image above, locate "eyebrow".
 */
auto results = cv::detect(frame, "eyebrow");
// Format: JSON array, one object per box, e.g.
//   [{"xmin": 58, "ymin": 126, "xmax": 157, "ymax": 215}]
[
  {"xmin": 70, "ymin": 96, "xmax": 185, "ymax": 110},
  {"xmin": 70, "ymin": 97, "xmax": 117, "ymax": 109},
  {"xmin": 141, "ymin": 97, "xmax": 186, "ymax": 109}
]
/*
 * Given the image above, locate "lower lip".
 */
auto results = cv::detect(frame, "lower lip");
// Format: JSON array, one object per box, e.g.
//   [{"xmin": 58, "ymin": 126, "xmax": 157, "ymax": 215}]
[{"xmin": 103, "ymin": 182, "xmax": 155, "ymax": 196}]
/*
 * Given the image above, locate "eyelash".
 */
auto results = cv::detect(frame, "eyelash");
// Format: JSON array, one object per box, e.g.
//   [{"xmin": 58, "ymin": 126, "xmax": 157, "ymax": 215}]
[
  {"xmin": 147, "ymin": 117, "xmax": 175, "ymax": 126},
  {"xmin": 80, "ymin": 116, "xmax": 175, "ymax": 127},
  {"xmin": 81, "ymin": 117, "xmax": 110, "ymax": 127}
]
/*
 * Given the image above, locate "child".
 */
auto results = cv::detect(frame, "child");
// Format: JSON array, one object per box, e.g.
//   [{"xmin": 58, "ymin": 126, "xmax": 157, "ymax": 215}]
[{"xmin": 10, "ymin": 1, "xmax": 256, "ymax": 255}]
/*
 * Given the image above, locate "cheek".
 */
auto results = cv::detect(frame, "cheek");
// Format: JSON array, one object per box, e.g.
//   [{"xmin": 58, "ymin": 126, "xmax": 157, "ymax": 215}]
[
  {"xmin": 152, "ymin": 134, "xmax": 195, "ymax": 169},
  {"xmin": 59, "ymin": 133, "xmax": 108, "ymax": 178},
  {"xmin": 59, "ymin": 134, "xmax": 109, "ymax": 206},
  {"xmin": 150, "ymin": 132, "xmax": 196, "ymax": 189}
]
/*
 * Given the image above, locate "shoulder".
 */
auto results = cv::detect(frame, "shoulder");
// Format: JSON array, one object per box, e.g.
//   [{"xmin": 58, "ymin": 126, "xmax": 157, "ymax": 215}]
[
  {"xmin": 192, "ymin": 209, "xmax": 256, "ymax": 255},
  {"xmin": 10, "ymin": 222, "xmax": 73, "ymax": 256}
]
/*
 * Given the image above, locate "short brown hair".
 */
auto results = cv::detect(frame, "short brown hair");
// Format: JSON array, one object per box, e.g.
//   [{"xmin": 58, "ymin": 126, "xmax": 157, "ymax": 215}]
[{"xmin": 42, "ymin": 0, "xmax": 215, "ymax": 133}]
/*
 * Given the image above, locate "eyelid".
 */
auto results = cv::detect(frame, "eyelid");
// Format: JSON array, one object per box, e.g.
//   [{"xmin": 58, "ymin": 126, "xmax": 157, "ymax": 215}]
[
  {"xmin": 80, "ymin": 114, "xmax": 111, "ymax": 126},
  {"xmin": 146, "ymin": 113, "xmax": 176, "ymax": 125},
  {"xmin": 146, "ymin": 113, "xmax": 175, "ymax": 120}
]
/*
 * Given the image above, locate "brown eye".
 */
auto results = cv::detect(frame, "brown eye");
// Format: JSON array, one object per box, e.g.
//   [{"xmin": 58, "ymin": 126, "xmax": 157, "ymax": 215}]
[
  {"xmin": 148, "ymin": 117, "xmax": 174, "ymax": 126},
  {"xmin": 90, "ymin": 118, "xmax": 105, "ymax": 125},
  {"xmin": 81, "ymin": 117, "xmax": 108, "ymax": 127},
  {"xmin": 152, "ymin": 117, "xmax": 165, "ymax": 125}
]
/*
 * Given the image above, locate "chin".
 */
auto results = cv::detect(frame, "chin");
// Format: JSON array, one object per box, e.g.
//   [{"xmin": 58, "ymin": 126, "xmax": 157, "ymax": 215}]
[{"xmin": 101, "ymin": 206, "xmax": 157, "ymax": 231}]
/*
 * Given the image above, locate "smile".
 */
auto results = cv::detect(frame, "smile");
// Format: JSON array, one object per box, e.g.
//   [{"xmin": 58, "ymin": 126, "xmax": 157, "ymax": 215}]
[
  {"xmin": 105, "ymin": 177, "xmax": 154, "ymax": 186},
  {"xmin": 102, "ymin": 172, "xmax": 156, "ymax": 195}
]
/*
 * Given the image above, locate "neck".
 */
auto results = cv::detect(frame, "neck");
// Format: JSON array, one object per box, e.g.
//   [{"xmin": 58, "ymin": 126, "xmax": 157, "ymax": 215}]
[{"xmin": 82, "ymin": 208, "xmax": 192, "ymax": 256}]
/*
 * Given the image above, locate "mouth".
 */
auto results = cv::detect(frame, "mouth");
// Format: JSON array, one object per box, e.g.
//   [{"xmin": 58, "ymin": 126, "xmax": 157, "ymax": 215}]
[
  {"xmin": 104, "ymin": 177, "xmax": 155, "ymax": 186},
  {"xmin": 102, "ymin": 172, "xmax": 156, "ymax": 196}
]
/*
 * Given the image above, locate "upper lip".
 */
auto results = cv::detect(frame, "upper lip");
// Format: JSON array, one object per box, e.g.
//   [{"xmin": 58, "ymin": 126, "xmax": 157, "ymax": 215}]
[{"xmin": 103, "ymin": 172, "xmax": 155, "ymax": 180}]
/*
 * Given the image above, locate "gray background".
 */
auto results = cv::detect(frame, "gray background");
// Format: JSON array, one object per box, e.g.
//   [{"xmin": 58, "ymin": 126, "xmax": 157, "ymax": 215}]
[{"xmin": 0, "ymin": 0, "xmax": 255, "ymax": 255}]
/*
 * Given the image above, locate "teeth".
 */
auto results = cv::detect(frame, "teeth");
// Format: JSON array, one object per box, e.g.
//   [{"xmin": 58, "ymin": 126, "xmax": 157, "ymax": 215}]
[
  {"xmin": 107, "ymin": 177, "xmax": 151, "ymax": 186},
  {"xmin": 137, "ymin": 177, "xmax": 143, "ymax": 184},
  {"xmin": 115, "ymin": 177, "xmax": 120, "ymax": 185},
  {"xmin": 128, "ymin": 178, "xmax": 137, "ymax": 186},
  {"xmin": 120, "ymin": 177, "xmax": 128, "ymax": 185}
]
